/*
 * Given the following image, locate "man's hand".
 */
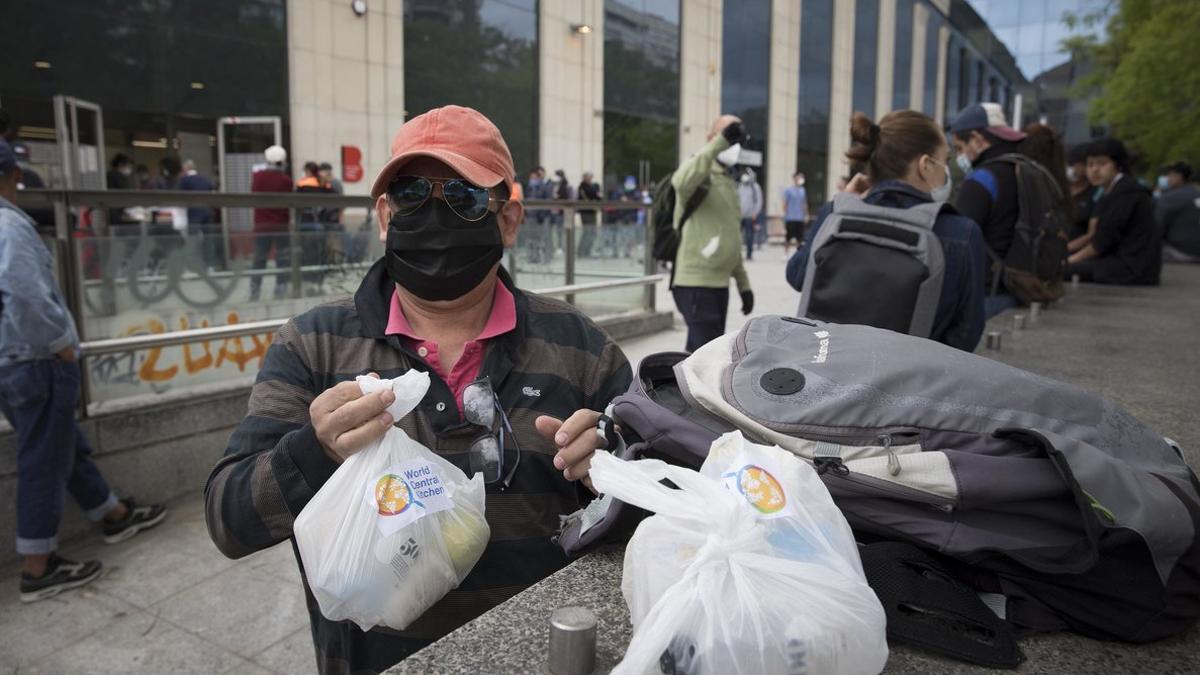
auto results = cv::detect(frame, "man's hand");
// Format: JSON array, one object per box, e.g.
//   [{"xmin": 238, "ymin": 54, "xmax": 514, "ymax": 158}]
[
  {"xmin": 57, "ymin": 347, "xmax": 78, "ymax": 363},
  {"xmin": 311, "ymin": 373, "xmax": 395, "ymax": 463},
  {"xmin": 535, "ymin": 410, "xmax": 604, "ymax": 494},
  {"xmin": 740, "ymin": 290, "xmax": 755, "ymax": 315}
]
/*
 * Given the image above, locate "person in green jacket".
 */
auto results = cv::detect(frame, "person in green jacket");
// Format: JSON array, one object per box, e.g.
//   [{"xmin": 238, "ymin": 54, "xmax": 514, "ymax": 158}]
[{"xmin": 671, "ymin": 115, "xmax": 754, "ymax": 352}]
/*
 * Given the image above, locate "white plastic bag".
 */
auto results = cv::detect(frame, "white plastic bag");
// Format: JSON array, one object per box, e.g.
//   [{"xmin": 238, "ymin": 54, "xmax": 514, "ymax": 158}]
[
  {"xmin": 588, "ymin": 431, "xmax": 888, "ymax": 675},
  {"xmin": 294, "ymin": 371, "xmax": 490, "ymax": 631}
]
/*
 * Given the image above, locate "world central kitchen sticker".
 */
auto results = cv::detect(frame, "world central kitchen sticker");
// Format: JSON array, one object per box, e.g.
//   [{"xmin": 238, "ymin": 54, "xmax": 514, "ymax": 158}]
[{"xmin": 364, "ymin": 460, "xmax": 454, "ymax": 536}]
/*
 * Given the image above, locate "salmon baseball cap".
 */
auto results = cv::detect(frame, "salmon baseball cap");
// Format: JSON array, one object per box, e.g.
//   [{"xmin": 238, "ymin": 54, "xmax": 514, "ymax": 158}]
[{"xmin": 370, "ymin": 105, "xmax": 516, "ymax": 199}]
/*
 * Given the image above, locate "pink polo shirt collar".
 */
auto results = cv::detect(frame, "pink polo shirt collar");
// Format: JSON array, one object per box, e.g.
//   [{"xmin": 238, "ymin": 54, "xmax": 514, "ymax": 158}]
[{"xmin": 385, "ymin": 280, "xmax": 517, "ymax": 416}]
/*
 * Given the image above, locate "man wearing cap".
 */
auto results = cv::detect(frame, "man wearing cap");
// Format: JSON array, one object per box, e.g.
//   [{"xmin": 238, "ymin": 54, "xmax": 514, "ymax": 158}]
[
  {"xmin": 249, "ymin": 145, "xmax": 294, "ymax": 300},
  {"xmin": 1157, "ymin": 161, "xmax": 1200, "ymax": 263},
  {"xmin": 205, "ymin": 106, "xmax": 631, "ymax": 673},
  {"xmin": 948, "ymin": 102, "xmax": 1027, "ymax": 315},
  {"xmin": 0, "ymin": 139, "xmax": 167, "ymax": 602}
]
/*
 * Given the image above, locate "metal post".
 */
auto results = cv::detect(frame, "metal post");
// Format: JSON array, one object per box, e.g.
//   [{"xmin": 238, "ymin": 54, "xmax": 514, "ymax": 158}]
[
  {"xmin": 54, "ymin": 194, "xmax": 93, "ymax": 417},
  {"xmin": 563, "ymin": 206, "xmax": 576, "ymax": 306},
  {"xmin": 643, "ymin": 205, "xmax": 657, "ymax": 313},
  {"xmin": 289, "ymin": 207, "xmax": 301, "ymax": 298}
]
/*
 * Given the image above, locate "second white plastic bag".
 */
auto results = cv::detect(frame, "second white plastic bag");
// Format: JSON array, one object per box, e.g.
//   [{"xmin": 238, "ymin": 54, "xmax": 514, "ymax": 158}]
[
  {"xmin": 294, "ymin": 371, "xmax": 490, "ymax": 631},
  {"xmin": 589, "ymin": 431, "xmax": 888, "ymax": 675}
]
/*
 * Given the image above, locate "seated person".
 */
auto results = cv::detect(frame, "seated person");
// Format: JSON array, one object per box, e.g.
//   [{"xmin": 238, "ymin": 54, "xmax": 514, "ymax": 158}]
[
  {"xmin": 1066, "ymin": 143, "xmax": 1097, "ymax": 243},
  {"xmin": 786, "ymin": 110, "xmax": 987, "ymax": 352},
  {"xmin": 204, "ymin": 106, "xmax": 630, "ymax": 674},
  {"xmin": 1066, "ymin": 138, "xmax": 1162, "ymax": 285},
  {"xmin": 1156, "ymin": 161, "xmax": 1200, "ymax": 263}
]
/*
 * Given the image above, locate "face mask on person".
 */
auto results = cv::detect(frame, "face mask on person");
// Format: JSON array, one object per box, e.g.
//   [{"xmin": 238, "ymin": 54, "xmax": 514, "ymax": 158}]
[
  {"xmin": 384, "ymin": 198, "xmax": 504, "ymax": 302},
  {"xmin": 927, "ymin": 157, "xmax": 953, "ymax": 203},
  {"xmin": 740, "ymin": 172, "xmax": 754, "ymax": 184},
  {"xmin": 795, "ymin": 177, "xmax": 805, "ymax": 186},
  {"xmin": 717, "ymin": 143, "xmax": 741, "ymax": 167},
  {"xmin": 1157, "ymin": 175, "xmax": 1170, "ymax": 190},
  {"xmin": 955, "ymin": 154, "xmax": 973, "ymax": 174},
  {"xmin": 119, "ymin": 165, "xmax": 133, "ymax": 176},
  {"xmin": 1066, "ymin": 166, "xmax": 1078, "ymax": 183}
]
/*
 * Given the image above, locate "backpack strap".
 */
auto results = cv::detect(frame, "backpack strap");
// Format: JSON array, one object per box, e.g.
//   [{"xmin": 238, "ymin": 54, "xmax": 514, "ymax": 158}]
[{"xmin": 668, "ymin": 176, "xmax": 711, "ymax": 289}]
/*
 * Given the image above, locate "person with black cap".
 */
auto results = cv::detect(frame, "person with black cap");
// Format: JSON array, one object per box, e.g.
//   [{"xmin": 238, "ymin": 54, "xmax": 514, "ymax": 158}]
[
  {"xmin": 1065, "ymin": 138, "xmax": 1161, "ymax": 285},
  {"xmin": 948, "ymin": 103, "xmax": 1028, "ymax": 316},
  {"xmin": 1156, "ymin": 161, "xmax": 1200, "ymax": 263}
]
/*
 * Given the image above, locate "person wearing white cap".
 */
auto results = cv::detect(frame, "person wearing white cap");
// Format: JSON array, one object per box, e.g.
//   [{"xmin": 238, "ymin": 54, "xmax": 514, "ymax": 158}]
[
  {"xmin": 948, "ymin": 102, "xmax": 1028, "ymax": 317},
  {"xmin": 249, "ymin": 144, "xmax": 294, "ymax": 300}
]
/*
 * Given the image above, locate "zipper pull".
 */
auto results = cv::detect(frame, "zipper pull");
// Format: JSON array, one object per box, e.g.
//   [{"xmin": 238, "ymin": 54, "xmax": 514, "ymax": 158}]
[
  {"xmin": 814, "ymin": 456, "xmax": 849, "ymax": 476},
  {"xmin": 881, "ymin": 433, "xmax": 902, "ymax": 476}
]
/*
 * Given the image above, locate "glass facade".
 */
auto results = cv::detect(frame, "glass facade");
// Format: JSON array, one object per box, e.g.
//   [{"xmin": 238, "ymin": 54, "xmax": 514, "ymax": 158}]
[
  {"xmin": 0, "ymin": 0, "xmax": 288, "ymax": 185},
  {"xmin": 721, "ymin": 0, "xmax": 771, "ymax": 178},
  {"xmin": 403, "ymin": 0, "xmax": 539, "ymax": 177},
  {"xmin": 892, "ymin": 0, "xmax": 914, "ymax": 110},
  {"xmin": 797, "ymin": 0, "xmax": 833, "ymax": 205},
  {"xmin": 852, "ymin": 0, "xmax": 880, "ymax": 116},
  {"xmin": 603, "ymin": 0, "xmax": 681, "ymax": 194},
  {"xmin": 923, "ymin": 11, "xmax": 942, "ymax": 115}
]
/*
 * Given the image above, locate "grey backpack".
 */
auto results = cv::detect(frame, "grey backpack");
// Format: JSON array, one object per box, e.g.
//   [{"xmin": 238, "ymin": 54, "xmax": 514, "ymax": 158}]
[
  {"xmin": 798, "ymin": 192, "xmax": 944, "ymax": 337},
  {"xmin": 558, "ymin": 316, "xmax": 1200, "ymax": 645}
]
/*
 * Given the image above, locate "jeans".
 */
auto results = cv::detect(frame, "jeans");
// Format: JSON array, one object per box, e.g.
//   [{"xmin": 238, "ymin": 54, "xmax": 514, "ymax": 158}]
[
  {"xmin": 299, "ymin": 221, "xmax": 326, "ymax": 286},
  {"xmin": 741, "ymin": 218, "xmax": 755, "ymax": 259},
  {"xmin": 250, "ymin": 232, "xmax": 292, "ymax": 298},
  {"xmin": 985, "ymin": 292, "xmax": 1020, "ymax": 319},
  {"xmin": 0, "ymin": 359, "xmax": 116, "ymax": 555},
  {"xmin": 672, "ymin": 286, "xmax": 730, "ymax": 352}
]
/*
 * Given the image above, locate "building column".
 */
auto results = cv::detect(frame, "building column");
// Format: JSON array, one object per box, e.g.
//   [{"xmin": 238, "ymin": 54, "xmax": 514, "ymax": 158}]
[
  {"xmin": 287, "ymin": 0, "xmax": 405, "ymax": 196},
  {"xmin": 538, "ymin": 1, "xmax": 604, "ymax": 183},
  {"xmin": 826, "ymin": 0, "xmax": 856, "ymax": 199},
  {"xmin": 765, "ymin": 0, "xmax": 801, "ymax": 218},
  {"xmin": 934, "ymin": 23, "xmax": 950, "ymax": 125},
  {"xmin": 874, "ymin": 0, "xmax": 896, "ymax": 120},
  {"xmin": 678, "ymin": 0, "xmax": 723, "ymax": 164},
  {"xmin": 910, "ymin": 2, "xmax": 928, "ymax": 113}
]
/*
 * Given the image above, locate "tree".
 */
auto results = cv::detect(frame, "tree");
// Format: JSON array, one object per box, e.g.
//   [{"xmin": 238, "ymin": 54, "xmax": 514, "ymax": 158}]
[{"xmin": 1065, "ymin": 0, "xmax": 1200, "ymax": 173}]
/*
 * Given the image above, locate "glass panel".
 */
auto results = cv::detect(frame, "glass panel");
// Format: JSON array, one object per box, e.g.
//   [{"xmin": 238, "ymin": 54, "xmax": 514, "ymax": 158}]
[
  {"xmin": 403, "ymin": 0, "xmax": 539, "ymax": 176},
  {"xmin": 511, "ymin": 205, "xmax": 568, "ymax": 290},
  {"xmin": 721, "ymin": 0, "xmax": 771, "ymax": 177},
  {"xmin": 924, "ymin": 14, "xmax": 942, "ymax": 115},
  {"xmin": 853, "ymin": 0, "xmax": 880, "ymax": 116},
  {"xmin": 573, "ymin": 208, "xmax": 649, "ymax": 319},
  {"xmin": 604, "ymin": 0, "xmax": 681, "ymax": 191},
  {"xmin": 76, "ymin": 205, "xmax": 383, "ymax": 403},
  {"xmin": 892, "ymin": 0, "xmax": 914, "ymax": 110},
  {"xmin": 0, "ymin": 0, "xmax": 288, "ymax": 186},
  {"xmin": 798, "ymin": 0, "xmax": 833, "ymax": 205}
]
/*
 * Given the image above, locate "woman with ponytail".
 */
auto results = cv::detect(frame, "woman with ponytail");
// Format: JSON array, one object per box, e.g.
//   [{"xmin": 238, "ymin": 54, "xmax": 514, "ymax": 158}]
[{"xmin": 785, "ymin": 110, "xmax": 989, "ymax": 351}]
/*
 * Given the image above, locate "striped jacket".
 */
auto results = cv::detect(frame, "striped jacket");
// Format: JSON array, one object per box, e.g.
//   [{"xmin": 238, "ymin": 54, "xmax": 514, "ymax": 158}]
[{"xmin": 204, "ymin": 259, "xmax": 632, "ymax": 674}]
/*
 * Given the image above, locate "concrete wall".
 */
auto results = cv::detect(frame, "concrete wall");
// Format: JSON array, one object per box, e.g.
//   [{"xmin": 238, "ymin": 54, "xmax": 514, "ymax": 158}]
[
  {"xmin": 678, "ymin": 0, "xmax": 723, "ymax": 163},
  {"xmin": 826, "ymin": 0, "xmax": 857, "ymax": 198},
  {"xmin": 874, "ymin": 0, "xmax": 898, "ymax": 121},
  {"xmin": 538, "ymin": 1, "xmax": 605, "ymax": 183},
  {"xmin": 287, "ymin": 0, "xmax": 406, "ymax": 195},
  {"xmin": 910, "ymin": 2, "xmax": 929, "ymax": 114},
  {"xmin": 765, "ymin": 0, "xmax": 802, "ymax": 218}
]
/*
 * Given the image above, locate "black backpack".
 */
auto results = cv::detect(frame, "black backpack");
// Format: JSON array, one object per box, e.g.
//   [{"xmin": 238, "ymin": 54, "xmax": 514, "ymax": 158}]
[
  {"xmin": 983, "ymin": 154, "xmax": 1069, "ymax": 303},
  {"xmin": 650, "ymin": 172, "xmax": 709, "ymax": 264}
]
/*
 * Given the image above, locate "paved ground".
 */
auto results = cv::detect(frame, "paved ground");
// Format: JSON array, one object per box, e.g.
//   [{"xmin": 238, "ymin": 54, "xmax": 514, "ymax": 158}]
[{"xmin": 2, "ymin": 251, "xmax": 1197, "ymax": 674}]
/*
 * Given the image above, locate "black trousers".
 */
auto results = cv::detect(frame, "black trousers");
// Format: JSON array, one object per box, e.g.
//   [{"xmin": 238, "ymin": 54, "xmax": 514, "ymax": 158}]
[{"xmin": 672, "ymin": 286, "xmax": 730, "ymax": 352}]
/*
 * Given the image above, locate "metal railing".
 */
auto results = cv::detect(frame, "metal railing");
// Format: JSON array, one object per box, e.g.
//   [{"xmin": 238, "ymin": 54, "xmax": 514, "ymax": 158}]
[{"xmin": 14, "ymin": 188, "xmax": 663, "ymax": 414}]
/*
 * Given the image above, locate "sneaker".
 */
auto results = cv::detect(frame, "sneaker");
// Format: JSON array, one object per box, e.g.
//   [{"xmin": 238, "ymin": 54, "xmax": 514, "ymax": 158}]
[
  {"xmin": 102, "ymin": 499, "xmax": 167, "ymax": 544},
  {"xmin": 20, "ymin": 554, "xmax": 103, "ymax": 603}
]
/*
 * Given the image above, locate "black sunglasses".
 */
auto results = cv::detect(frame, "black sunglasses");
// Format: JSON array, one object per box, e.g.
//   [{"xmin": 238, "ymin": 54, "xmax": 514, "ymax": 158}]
[
  {"xmin": 462, "ymin": 377, "xmax": 521, "ymax": 487},
  {"xmin": 387, "ymin": 175, "xmax": 508, "ymax": 222}
]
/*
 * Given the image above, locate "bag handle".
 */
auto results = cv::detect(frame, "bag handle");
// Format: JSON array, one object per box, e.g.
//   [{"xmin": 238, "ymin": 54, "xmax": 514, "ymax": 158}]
[{"xmin": 588, "ymin": 451, "xmax": 744, "ymax": 525}]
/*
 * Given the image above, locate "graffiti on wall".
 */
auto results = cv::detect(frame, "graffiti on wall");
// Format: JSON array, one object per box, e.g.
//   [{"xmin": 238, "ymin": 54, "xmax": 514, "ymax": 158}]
[{"xmin": 88, "ymin": 310, "xmax": 276, "ymax": 397}]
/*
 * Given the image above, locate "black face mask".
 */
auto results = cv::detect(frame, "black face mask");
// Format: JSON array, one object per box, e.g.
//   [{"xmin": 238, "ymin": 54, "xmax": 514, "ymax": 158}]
[{"xmin": 385, "ymin": 198, "xmax": 504, "ymax": 301}]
